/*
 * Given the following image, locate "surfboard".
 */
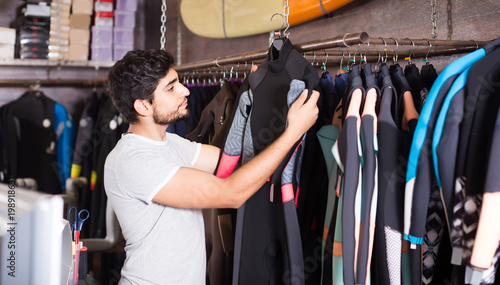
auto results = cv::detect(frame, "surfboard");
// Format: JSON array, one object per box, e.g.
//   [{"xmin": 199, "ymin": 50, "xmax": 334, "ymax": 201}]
[{"xmin": 180, "ymin": 0, "xmax": 355, "ymax": 39}]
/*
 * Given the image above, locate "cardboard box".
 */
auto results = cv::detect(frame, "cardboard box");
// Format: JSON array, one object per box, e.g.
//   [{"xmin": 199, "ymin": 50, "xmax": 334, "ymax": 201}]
[
  {"xmin": 68, "ymin": 44, "xmax": 89, "ymax": 61},
  {"xmin": 50, "ymin": 2, "xmax": 71, "ymax": 15},
  {"xmin": 0, "ymin": 28, "xmax": 16, "ymax": 45},
  {"xmin": 70, "ymin": 13, "xmax": 91, "ymax": 29},
  {"xmin": 50, "ymin": 29, "xmax": 70, "ymax": 40},
  {"xmin": 0, "ymin": 44, "xmax": 15, "ymax": 59},
  {"xmin": 72, "ymin": 0, "xmax": 93, "ymax": 15},
  {"xmin": 70, "ymin": 28, "xmax": 90, "ymax": 45},
  {"xmin": 51, "ymin": 15, "xmax": 70, "ymax": 27},
  {"xmin": 49, "ymin": 51, "xmax": 69, "ymax": 60},
  {"xmin": 50, "ymin": 24, "xmax": 70, "ymax": 32},
  {"xmin": 49, "ymin": 37, "xmax": 70, "ymax": 46},
  {"xmin": 52, "ymin": 0, "xmax": 72, "ymax": 4}
]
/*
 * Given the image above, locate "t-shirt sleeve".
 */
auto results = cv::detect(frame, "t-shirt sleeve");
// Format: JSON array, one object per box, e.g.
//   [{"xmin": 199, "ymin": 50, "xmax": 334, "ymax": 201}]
[
  {"xmin": 113, "ymin": 149, "xmax": 179, "ymax": 204},
  {"xmin": 111, "ymin": 135, "xmax": 201, "ymax": 205},
  {"xmin": 167, "ymin": 133, "xmax": 202, "ymax": 167}
]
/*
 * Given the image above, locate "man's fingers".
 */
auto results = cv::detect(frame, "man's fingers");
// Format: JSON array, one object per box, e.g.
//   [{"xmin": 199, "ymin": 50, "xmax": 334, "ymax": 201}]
[{"xmin": 295, "ymin": 89, "xmax": 309, "ymax": 106}]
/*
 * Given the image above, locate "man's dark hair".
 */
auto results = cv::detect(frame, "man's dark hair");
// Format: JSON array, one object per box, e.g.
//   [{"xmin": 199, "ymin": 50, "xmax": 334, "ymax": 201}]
[{"xmin": 107, "ymin": 49, "xmax": 175, "ymax": 123}]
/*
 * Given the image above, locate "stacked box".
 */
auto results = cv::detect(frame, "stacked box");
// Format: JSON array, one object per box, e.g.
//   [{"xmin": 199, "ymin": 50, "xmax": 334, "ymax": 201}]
[
  {"xmin": 91, "ymin": 0, "xmax": 114, "ymax": 61},
  {"xmin": 0, "ymin": 28, "xmax": 16, "ymax": 59},
  {"xmin": 15, "ymin": 2, "xmax": 51, "ymax": 59},
  {"xmin": 113, "ymin": 0, "xmax": 137, "ymax": 61},
  {"xmin": 49, "ymin": 0, "xmax": 71, "ymax": 60},
  {"xmin": 69, "ymin": 0, "xmax": 93, "ymax": 61}
]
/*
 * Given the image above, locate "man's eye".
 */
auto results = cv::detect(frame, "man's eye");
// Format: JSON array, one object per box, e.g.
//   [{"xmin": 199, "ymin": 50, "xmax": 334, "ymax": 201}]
[{"xmin": 168, "ymin": 86, "xmax": 174, "ymax": 91}]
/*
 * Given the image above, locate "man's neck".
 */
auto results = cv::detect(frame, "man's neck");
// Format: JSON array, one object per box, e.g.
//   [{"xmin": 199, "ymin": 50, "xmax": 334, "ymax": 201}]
[{"xmin": 127, "ymin": 122, "xmax": 169, "ymax": 141}]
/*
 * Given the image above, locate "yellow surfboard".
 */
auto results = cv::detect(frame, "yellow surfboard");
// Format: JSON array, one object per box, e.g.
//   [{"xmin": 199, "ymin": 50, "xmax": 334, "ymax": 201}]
[{"xmin": 180, "ymin": 0, "xmax": 355, "ymax": 38}]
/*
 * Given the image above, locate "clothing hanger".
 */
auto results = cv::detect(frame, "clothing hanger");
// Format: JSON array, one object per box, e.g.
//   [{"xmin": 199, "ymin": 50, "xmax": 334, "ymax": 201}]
[
  {"xmin": 392, "ymin": 38, "xmax": 399, "ymax": 65},
  {"xmin": 322, "ymin": 50, "xmax": 328, "ymax": 72},
  {"xmin": 349, "ymin": 44, "xmax": 361, "ymax": 70},
  {"xmin": 28, "ymin": 81, "xmax": 42, "ymax": 97},
  {"xmin": 310, "ymin": 51, "xmax": 317, "ymax": 68},
  {"xmin": 337, "ymin": 51, "xmax": 346, "ymax": 75},
  {"xmin": 423, "ymin": 39, "xmax": 432, "ymax": 65},
  {"xmin": 270, "ymin": 12, "xmax": 289, "ymax": 51},
  {"xmin": 360, "ymin": 40, "xmax": 370, "ymax": 67},
  {"xmin": 405, "ymin": 38, "xmax": 416, "ymax": 66}
]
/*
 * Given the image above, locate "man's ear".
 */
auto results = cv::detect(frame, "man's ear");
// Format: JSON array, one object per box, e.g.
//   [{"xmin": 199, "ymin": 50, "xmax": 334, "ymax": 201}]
[{"xmin": 133, "ymin": 99, "xmax": 152, "ymax": 117}]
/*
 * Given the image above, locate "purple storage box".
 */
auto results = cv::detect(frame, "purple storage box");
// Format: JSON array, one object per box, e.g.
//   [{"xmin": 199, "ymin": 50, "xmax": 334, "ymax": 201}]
[
  {"xmin": 91, "ymin": 44, "xmax": 113, "ymax": 61},
  {"xmin": 91, "ymin": 25, "xmax": 113, "ymax": 46},
  {"xmin": 114, "ymin": 10, "xmax": 136, "ymax": 28},
  {"xmin": 116, "ymin": 0, "xmax": 137, "ymax": 11},
  {"xmin": 113, "ymin": 27, "xmax": 134, "ymax": 46},
  {"xmin": 113, "ymin": 44, "xmax": 133, "ymax": 61}
]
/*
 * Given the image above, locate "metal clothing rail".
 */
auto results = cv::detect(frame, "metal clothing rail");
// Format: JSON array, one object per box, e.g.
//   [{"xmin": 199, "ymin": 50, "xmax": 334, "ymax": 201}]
[
  {"xmin": 175, "ymin": 31, "xmax": 492, "ymax": 73},
  {"xmin": 175, "ymin": 32, "xmax": 370, "ymax": 72}
]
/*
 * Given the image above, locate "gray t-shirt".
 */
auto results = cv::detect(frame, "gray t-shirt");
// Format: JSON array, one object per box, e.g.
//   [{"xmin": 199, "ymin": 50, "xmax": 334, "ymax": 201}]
[{"xmin": 104, "ymin": 133, "xmax": 203, "ymax": 284}]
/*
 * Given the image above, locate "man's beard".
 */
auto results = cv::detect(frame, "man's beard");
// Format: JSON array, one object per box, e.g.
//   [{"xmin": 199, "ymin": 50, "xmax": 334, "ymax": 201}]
[{"xmin": 153, "ymin": 106, "xmax": 189, "ymax": 126}]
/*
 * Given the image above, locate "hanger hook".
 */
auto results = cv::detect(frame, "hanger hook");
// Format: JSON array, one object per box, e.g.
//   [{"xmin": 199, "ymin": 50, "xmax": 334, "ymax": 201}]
[
  {"xmin": 350, "ymin": 44, "xmax": 360, "ymax": 67},
  {"xmin": 322, "ymin": 50, "xmax": 328, "ymax": 71},
  {"xmin": 471, "ymin": 40, "xmax": 479, "ymax": 50},
  {"xmin": 363, "ymin": 40, "xmax": 370, "ymax": 63},
  {"xmin": 406, "ymin": 38, "xmax": 415, "ymax": 64},
  {"xmin": 312, "ymin": 51, "xmax": 317, "ymax": 66},
  {"xmin": 270, "ymin": 13, "xmax": 288, "ymax": 38},
  {"xmin": 340, "ymin": 50, "xmax": 345, "ymax": 71},
  {"xmin": 425, "ymin": 39, "xmax": 432, "ymax": 64},
  {"xmin": 391, "ymin": 38, "xmax": 399, "ymax": 63},
  {"xmin": 348, "ymin": 50, "xmax": 354, "ymax": 69},
  {"xmin": 380, "ymin": 37, "xmax": 388, "ymax": 63},
  {"xmin": 375, "ymin": 51, "xmax": 381, "ymax": 71}
]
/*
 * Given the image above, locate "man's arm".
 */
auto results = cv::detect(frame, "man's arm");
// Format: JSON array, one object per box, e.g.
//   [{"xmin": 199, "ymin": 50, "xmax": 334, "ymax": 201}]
[
  {"xmin": 153, "ymin": 89, "xmax": 319, "ymax": 209},
  {"xmin": 193, "ymin": 144, "xmax": 220, "ymax": 174}
]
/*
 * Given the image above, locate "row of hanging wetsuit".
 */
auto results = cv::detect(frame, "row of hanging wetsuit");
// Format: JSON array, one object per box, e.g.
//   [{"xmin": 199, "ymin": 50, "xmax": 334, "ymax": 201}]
[
  {"xmin": 0, "ymin": 91, "xmax": 75, "ymax": 194},
  {"xmin": 184, "ymin": 37, "xmax": 500, "ymax": 285}
]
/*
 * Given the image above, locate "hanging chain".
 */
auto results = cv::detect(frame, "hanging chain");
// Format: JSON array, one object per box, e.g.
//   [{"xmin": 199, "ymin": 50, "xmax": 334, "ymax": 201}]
[
  {"xmin": 160, "ymin": 0, "xmax": 167, "ymax": 50},
  {"xmin": 431, "ymin": 0, "xmax": 438, "ymax": 39},
  {"xmin": 283, "ymin": 0, "xmax": 290, "ymax": 37}
]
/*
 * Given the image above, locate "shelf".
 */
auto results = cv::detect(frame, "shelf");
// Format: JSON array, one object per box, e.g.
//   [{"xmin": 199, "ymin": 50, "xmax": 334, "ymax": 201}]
[{"xmin": 0, "ymin": 58, "xmax": 116, "ymax": 68}]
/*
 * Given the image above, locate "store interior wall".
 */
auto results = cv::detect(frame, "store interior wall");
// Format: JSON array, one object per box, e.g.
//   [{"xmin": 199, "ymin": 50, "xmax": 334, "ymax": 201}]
[{"xmin": 0, "ymin": 0, "xmax": 499, "ymax": 125}]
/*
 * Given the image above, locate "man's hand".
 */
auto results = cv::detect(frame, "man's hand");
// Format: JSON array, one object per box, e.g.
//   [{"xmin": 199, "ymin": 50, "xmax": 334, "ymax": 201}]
[{"xmin": 286, "ymin": 89, "xmax": 319, "ymax": 140}]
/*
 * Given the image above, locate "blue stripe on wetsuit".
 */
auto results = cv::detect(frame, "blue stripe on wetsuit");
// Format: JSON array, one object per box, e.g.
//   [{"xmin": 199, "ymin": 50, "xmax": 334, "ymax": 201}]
[
  {"xmin": 54, "ymin": 102, "xmax": 75, "ymax": 191},
  {"xmin": 432, "ymin": 67, "xmax": 471, "ymax": 188}
]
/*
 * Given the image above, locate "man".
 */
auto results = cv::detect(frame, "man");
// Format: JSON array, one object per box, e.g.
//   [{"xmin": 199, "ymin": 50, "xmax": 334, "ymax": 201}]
[{"xmin": 104, "ymin": 49, "xmax": 319, "ymax": 284}]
